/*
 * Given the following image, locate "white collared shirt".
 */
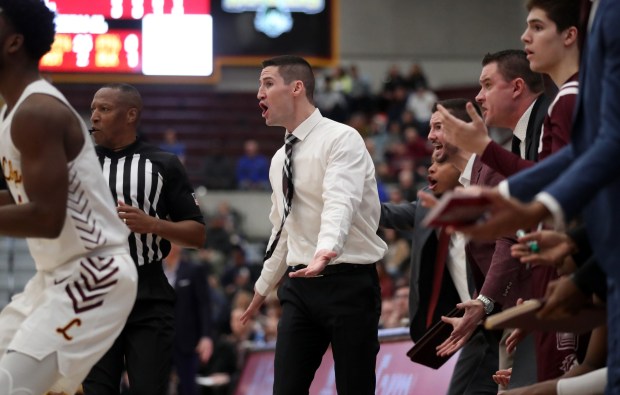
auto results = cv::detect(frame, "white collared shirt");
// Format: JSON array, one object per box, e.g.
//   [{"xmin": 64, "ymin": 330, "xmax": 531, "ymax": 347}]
[
  {"xmin": 447, "ymin": 232, "xmax": 472, "ymax": 303},
  {"xmin": 458, "ymin": 153, "xmax": 477, "ymax": 187},
  {"xmin": 255, "ymin": 109, "xmax": 388, "ymax": 296},
  {"xmin": 513, "ymin": 100, "xmax": 536, "ymax": 158}
]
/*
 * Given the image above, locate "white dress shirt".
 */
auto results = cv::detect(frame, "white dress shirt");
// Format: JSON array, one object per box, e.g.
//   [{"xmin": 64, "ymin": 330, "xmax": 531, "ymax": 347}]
[
  {"xmin": 255, "ymin": 109, "xmax": 388, "ymax": 296},
  {"xmin": 439, "ymin": 153, "xmax": 477, "ymax": 303},
  {"xmin": 458, "ymin": 153, "xmax": 476, "ymax": 187},
  {"xmin": 447, "ymin": 232, "xmax": 472, "ymax": 303},
  {"xmin": 513, "ymin": 100, "xmax": 536, "ymax": 158}
]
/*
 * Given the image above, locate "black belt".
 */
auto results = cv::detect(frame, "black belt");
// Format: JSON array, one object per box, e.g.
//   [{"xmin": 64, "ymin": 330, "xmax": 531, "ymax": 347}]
[{"xmin": 290, "ymin": 262, "xmax": 376, "ymax": 276}]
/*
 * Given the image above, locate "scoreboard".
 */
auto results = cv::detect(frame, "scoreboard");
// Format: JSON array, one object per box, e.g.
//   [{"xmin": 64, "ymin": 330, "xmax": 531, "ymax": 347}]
[
  {"xmin": 40, "ymin": 0, "xmax": 336, "ymax": 83},
  {"xmin": 40, "ymin": 0, "xmax": 213, "ymax": 78}
]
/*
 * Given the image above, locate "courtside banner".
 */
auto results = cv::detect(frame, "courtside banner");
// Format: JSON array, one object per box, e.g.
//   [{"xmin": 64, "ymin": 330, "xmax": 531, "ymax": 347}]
[{"xmin": 234, "ymin": 337, "xmax": 459, "ymax": 394}]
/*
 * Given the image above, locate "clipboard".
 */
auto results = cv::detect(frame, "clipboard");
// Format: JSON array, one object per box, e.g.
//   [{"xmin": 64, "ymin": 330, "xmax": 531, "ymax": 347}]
[{"xmin": 406, "ymin": 307, "xmax": 464, "ymax": 369}]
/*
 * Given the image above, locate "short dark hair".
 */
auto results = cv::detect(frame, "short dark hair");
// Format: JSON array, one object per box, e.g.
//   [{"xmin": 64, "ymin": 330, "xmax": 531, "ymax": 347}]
[
  {"xmin": 432, "ymin": 98, "xmax": 482, "ymax": 123},
  {"xmin": 482, "ymin": 49, "xmax": 544, "ymax": 94},
  {"xmin": 262, "ymin": 55, "xmax": 315, "ymax": 103},
  {"xmin": 100, "ymin": 83, "xmax": 143, "ymax": 120},
  {"xmin": 526, "ymin": 0, "xmax": 580, "ymax": 33},
  {"xmin": 0, "ymin": 0, "xmax": 56, "ymax": 61}
]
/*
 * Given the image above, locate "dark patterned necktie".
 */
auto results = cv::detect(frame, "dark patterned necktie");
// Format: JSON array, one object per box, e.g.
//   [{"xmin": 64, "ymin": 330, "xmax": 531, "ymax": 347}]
[
  {"xmin": 264, "ymin": 133, "xmax": 299, "ymax": 262},
  {"xmin": 511, "ymin": 135, "xmax": 522, "ymax": 156},
  {"xmin": 426, "ymin": 228, "xmax": 450, "ymax": 328}
]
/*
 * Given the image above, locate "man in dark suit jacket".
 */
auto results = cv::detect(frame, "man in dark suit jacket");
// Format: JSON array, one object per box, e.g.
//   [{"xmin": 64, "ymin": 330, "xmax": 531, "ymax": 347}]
[
  {"xmin": 165, "ymin": 244, "xmax": 213, "ymax": 395},
  {"xmin": 440, "ymin": 50, "xmax": 552, "ymax": 177},
  {"xmin": 381, "ymin": 186, "xmax": 462, "ymax": 342},
  {"xmin": 435, "ymin": 1, "xmax": 620, "ymax": 391},
  {"xmin": 382, "ymin": 162, "xmax": 482, "ymax": 395}
]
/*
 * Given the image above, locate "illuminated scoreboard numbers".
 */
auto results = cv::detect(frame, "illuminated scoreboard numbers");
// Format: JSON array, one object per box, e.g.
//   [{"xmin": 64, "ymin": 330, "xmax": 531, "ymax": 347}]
[
  {"xmin": 40, "ymin": 0, "xmax": 212, "ymax": 76},
  {"xmin": 40, "ymin": 31, "xmax": 142, "ymax": 73},
  {"xmin": 46, "ymin": 0, "xmax": 210, "ymax": 19},
  {"xmin": 40, "ymin": 34, "xmax": 71, "ymax": 67}
]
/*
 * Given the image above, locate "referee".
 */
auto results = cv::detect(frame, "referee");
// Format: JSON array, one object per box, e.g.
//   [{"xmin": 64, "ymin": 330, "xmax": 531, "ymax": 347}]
[{"xmin": 83, "ymin": 83, "xmax": 206, "ymax": 395}]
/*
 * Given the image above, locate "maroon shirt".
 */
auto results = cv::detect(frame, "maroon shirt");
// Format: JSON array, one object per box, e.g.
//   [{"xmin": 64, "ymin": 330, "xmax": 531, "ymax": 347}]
[
  {"xmin": 538, "ymin": 73, "xmax": 579, "ymax": 160},
  {"xmin": 531, "ymin": 73, "xmax": 585, "ymax": 382}
]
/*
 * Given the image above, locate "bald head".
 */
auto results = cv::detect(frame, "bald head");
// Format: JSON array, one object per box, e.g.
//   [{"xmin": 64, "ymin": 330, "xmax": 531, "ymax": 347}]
[
  {"xmin": 90, "ymin": 83, "xmax": 143, "ymax": 149},
  {"xmin": 100, "ymin": 83, "xmax": 143, "ymax": 122}
]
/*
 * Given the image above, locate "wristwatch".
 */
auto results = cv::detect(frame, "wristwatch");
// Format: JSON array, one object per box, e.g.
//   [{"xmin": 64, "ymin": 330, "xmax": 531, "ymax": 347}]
[{"xmin": 476, "ymin": 294, "xmax": 495, "ymax": 315}]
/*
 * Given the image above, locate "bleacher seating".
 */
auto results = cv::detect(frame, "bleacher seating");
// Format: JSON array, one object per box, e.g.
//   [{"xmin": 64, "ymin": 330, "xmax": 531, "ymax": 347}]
[
  {"xmin": 0, "ymin": 238, "xmax": 36, "ymax": 310},
  {"xmin": 56, "ymin": 84, "xmax": 283, "ymax": 186},
  {"xmin": 55, "ymin": 83, "xmax": 479, "ymax": 187}
]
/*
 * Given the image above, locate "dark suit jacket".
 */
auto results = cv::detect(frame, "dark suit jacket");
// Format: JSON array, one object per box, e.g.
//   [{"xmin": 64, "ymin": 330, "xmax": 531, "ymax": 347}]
[
  {"xmin": 173, "ymin": 260, "xmax": 213, "ymax": 354},
  {"xmin": 381, "ymin": 193, "xmax": 462, "ymax": 341},
  {"xmin": 466, "ymin": 157, "xmax": 531, "ymax": 310},
  {"xmin": 507, "ymin": 0, "xmax": 620, "ymax": 281},
  {"xmin": 479, "ymin": 94, "xmax": 552, "ymax": 178}
]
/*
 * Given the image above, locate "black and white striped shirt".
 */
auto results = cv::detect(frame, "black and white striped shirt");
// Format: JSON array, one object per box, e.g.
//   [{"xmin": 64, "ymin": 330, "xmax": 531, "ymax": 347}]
[{"xmin": 96, "ymin": 139, "xmax": 203, "ymax": 266}]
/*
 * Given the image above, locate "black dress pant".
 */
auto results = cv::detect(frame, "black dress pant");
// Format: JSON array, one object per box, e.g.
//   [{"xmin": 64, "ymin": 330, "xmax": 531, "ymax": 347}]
[
  {"xmin": 83, "ymin": 264, "xmax": 175, "ymax": 395},
  {"xmin": 274, "ymin": 264, "xmax": 381, "ymax": 395},
  {"xmin": 447, "ymin": 328, "xmax": 502, "ymax": 395}
]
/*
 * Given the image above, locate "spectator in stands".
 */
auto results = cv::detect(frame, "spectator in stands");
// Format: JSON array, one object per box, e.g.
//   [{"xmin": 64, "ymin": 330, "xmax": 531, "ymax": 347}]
[
  {"xmin": 366, "ymin": 113, "xmax": 390, "ymax": 164},
  {"xmin": 203, "ymin": 214, "xmax": 234, "ymax": 272},
  {"xmin": 373, "ymin": 163, "xmax": 390, "ymax": 203},
  {"xmin": 382, "ymin": 284, "xmax": 411, "ymax": 328},
  {"xmin": 199, "ymin": 308, "xmax": 258, "ymax": 395},
  {"xmin": 331, "ymin": 65, "xmax": 352, "ymax": 95},
  {"xmin": 236, "ymin": 139, "xmax": 270, "ymax": 190},
  {"xmin": 205, "ymin": 269, "xmax": 230, "ymax": 338},
  {"xmin": 386, "ymin": 85, "xmax": 409, "ymax": 125},
  {"xmin": 348, "ymin": 64, "xmax": 373, "ymax": 114},
  {"xmin": 220, "ymin": 245, "xmax": 254, "ymax": 299},
  {"xmin": 314, "ymin": 75, "xmax": 349, "ymax": 123},
  {"xmin": 387, "ymin": 185, "xmax": 406, "ymax": 205},
  {"xmin": 404, "ymin": 62, "xmax": 429, "ymax": 91},
  {"xmin": 396, "ymin": 167, "xmax": 420, "ymax": 202},
  {"xmin": 381, "ymin": 64, "xmax": 406, "ymax": 101},
  {"xmin": 385, "ymin": 140, "xmax": 414, "ymax": 184},
  {"xmin": 382, "ymin": 228, "xmax": 411, "ymax": 278},
  {"xmin": 376, "ymin": 260, "xmax": 395, "ymax": 301},
  {"xmin": 159, "ymin": 128, "xmax": 187, "ymax": 164},
  {"xmin": 203, "ymin": 139, "xmax": 237, "ymax": 190},
  {"xmin": 400, "ymin": 109, "xmax": 418, "ymax": 131},
  {"xmin": 379, "ymin": 298, "xmax": 395, "ymax": 330},
  {"xmin": 164, "ymin": 243, "xmax": 213, "ymax": 395},
  {"xmin": 259, "ymin": 291, "xmax": 282, "ymax": 344},
  {"xmin": 403, "ymin": 125, "xmax": 433, "ymax": 165},
  {"xmin": 406, "ymin": 85, "xmax": 438, "ymax": 137},
  {"xmin": 347, "ymin": 111, "xmax": 369, "ymax": 137}
]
